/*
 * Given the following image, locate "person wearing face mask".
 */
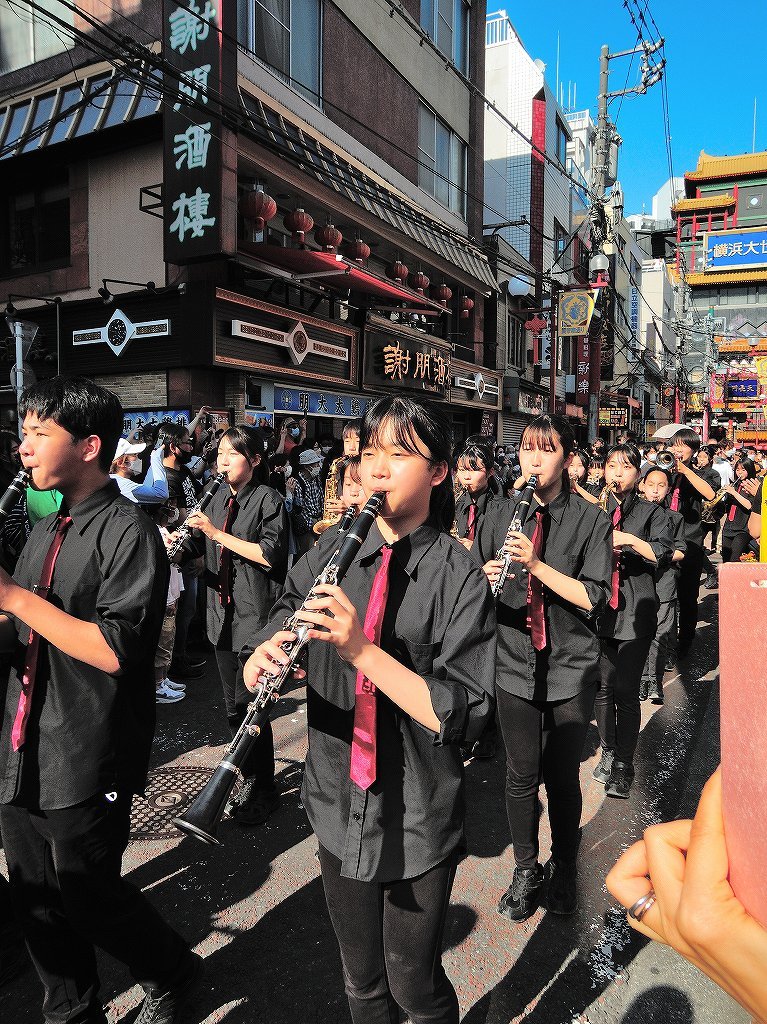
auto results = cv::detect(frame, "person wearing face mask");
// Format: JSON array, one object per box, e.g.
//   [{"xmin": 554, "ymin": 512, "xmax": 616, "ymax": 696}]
[
  {"xmin": 276, "ymin": 417, "xmax": 306, "ymax": 456},
  {"xmin": 291, "ymin": 449, "xmax": 325, "ymax": 554},
  {"xmin": 110, "ymin": 437, "xmax": 168, "ymax": 504}
]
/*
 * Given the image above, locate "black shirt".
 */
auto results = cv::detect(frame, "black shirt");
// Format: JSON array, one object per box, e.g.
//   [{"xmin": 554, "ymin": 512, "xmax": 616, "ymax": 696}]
[
  {"xmin": 722, "ymin": 483, "xmax": 754, "ymax": 538},
  {"xmin": 670, "ymin": 470, "xmax": 711, "ymax": 551},
  {"xmin": 165, "ymin": 465, "xmax": 199, "ymax": 515},
  {"xmin": 472, "ymin": 488, "xmax": 612, "ymax": 702},
  {"xmin": 200, "ymin": 479, "xmax": 289, "ymax": 652},
  {"xmin": 0, "ymin": 481, "xmax": 169, "ymax": 809},
  {"xmin": 655, "ymin": 503, "xmax": 686, "ymax": 604},
  {"xmin": 453, "ymin": 489, "xmax": 508, "ymax": 540},
  {"xmin": 248, "ymin": 521, "xmax": 496, "ymax": 883},
  {"xmin": 598, "ymin": 494, "xmax": 673, "ymax": 641}
]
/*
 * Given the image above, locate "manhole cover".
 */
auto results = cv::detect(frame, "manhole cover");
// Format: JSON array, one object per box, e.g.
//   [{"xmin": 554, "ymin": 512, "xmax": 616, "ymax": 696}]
[{"xmin": 130, "ymin": 766, "xmax": 239, "ymax": 840}]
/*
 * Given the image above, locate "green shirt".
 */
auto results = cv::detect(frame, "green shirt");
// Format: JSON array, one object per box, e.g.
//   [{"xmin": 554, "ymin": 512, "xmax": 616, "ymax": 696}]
[{"xmin": 26, "ymin": 487, "xmax": 62, "ymax": 526}]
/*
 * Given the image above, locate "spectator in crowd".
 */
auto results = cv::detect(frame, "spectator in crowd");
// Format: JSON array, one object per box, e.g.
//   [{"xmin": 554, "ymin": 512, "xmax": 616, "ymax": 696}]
[{"xmin": 291, "ymin": 449, "xmax": 325, "ymax": 554}]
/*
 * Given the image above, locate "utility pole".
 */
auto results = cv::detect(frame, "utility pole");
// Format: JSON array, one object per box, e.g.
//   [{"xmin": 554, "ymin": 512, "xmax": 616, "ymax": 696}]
[{"xmin": 588, "ymin": 38, "xmax": 665, "ymax": 442}]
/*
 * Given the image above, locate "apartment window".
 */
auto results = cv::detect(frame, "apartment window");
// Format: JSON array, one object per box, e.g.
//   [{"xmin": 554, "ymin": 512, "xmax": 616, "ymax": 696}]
[
  {"xmin": 418, "ymin": 104, "xmax": 467, "ymax": 217},
  {"xmin": 507, "ymin": 313, "xmax": 526, "ymax": 369},
  {"xmin": 421, "ymin": 0, "xmax": 469, "ymax": 75},
  {"xmin": 238, "ymin": 0, "xmax": 321, "ymax": 104},
  {"xmin": 553, "ymin": 219, "xmax": 569, "ymax": 259},
  {"xmin": 555, "ymin": 117, "xmax": 568, "ymax": 166},
  {"xmin": 2, "ymin": 173, "xmax": 70, "ymax": 277},
  {"xmin": 0, "ymin": 2, "xmax": 74, "ymax": 74}
]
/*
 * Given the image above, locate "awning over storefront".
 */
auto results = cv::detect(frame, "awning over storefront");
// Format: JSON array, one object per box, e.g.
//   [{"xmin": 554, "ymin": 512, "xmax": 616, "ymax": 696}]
[
  {"xmin": 239, "ymin": 243, "xmax": 447, "ymax": 311},
  {"xmin": 239, "ymin": 89, "xmax": 497, "ymax": 294},
  {"xmin": 0, "ymin": 63, "xmax": 163, "ymax": 160}
]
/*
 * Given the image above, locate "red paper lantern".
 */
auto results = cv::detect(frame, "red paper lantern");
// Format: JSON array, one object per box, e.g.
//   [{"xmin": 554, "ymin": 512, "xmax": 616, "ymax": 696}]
[
  {"xmin": 284, "ymin": 207, "xmax": 314, "ymax": 243},
  {"xmin": 460, "ymin": 295, "xmax": 475, "ymax": 319},
  {"xmin": 410, "ymin": 270, "xmax": 430, "ymax": 294},
  {"xmin": 239, "ymin": 187, "xmax": 277, "ymax": 230},
  {"xmin": 314, "ymin": 220, "xmax": 343, "ymax": 252},
  {"xmin": 342, "ymin": 234, "xmax": 371, "ymax": 263},
  {"xmin": 386, "ymin": 260, "xmax": 409, "ymax": 283},
  {"xmin": 432, "ymin": 283, "xmax": 453, "ymax": 307}
]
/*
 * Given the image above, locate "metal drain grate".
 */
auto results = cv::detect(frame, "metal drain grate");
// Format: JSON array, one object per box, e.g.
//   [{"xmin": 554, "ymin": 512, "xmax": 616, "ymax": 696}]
[{"xmin": 130, "ymin": 766, "xmax": 239, "ymax": 840}]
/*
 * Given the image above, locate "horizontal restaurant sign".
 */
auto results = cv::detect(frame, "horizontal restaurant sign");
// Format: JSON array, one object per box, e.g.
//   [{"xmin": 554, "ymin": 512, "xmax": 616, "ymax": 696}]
[
  {"xmin": 232, "ymin": 319, "xmax": 348, "ymax": 365},
  {"xmin": 364, "ymin": 323, "xmax": 451, "ymax": 400},
  {"xmin": 73, "ymin": 309, "xmax": 170, "ymax": 357},
  {"xmin": 705, "ymin": 228, "xmax": 767, "ymax": 272},
  {"xmin": 274, "ymin": 386, "xmax": 371, "ymax": 419}
]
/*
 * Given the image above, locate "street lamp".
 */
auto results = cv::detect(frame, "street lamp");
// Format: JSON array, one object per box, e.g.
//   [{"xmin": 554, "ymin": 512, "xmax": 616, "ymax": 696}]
[
  {"xmin": 98, "ymin": 278, "xmax": 156, "ymax": 304},
  {"xmin": 5, "ymin": 293, "xmax": 63, "ymax": 376}
]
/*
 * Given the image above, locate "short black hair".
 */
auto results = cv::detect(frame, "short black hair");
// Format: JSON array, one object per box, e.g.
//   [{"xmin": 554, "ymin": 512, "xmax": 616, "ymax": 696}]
[
  {"xmin": 342, "ymin": 419, "xmax": 361, "ymax": 437},
  {"xmin": 643, "ymin": 466, "xmax": 673, "ymax": 488},
  {"xmin": 670, "ymin": 427, "xmax": 701, "ymax": 454},
  {"xmin": 19, "ymin": 376, "xmax": 122, "ymax": 472},
  {"xmin": 157, "ymin": 421, "xmax": 189, "ymax": 454},
  {"xmin": 521, "ymin": 414, "xmax": 575, "ymax": 458},
  {"xmin": 219, "ymin": 425, "xmax": 269, "ymax": 483},
  {"xmin": 606, "ymin": 443, "xmax": 642, "ymax": 471}
]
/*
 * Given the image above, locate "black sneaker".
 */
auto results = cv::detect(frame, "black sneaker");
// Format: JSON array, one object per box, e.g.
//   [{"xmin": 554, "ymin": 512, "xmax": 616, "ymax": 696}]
[
  {"xmin": 135, "ymin": 952, "xmax": 204, "ymax": 1024},
  {"xmin": 665, "ymin": 655, "xmax": 677, "ymax": 672},
  {"xmin": 497, "ymin": 865, "xmax": 544, "ymax": 922},
  {"xmin": 648, "ymin": 682, "xmax": 664, "ymax": 704},
  {"xmin": 704, "ymin": 573, "xmax": 718, "ymax": 589},
  {"xmin": 639, "ymin": 679, "xmax": 649, "ymax": 702},
  {"xmin": 235, "ymin": 788, "xmax": 280, "ymax": 828},
  {"xmin": 169, "ymin": 658, "xmax": 205, "ymax": 680},
  {"xmin": 592, "ymin": 747, "xmax": 614, "ymax": 785},
  {"xmin": 605, "ymin": 761, "xmax": 634, "ymax": 799},
  {"xmin": 546, "ymin": 859, "xmax": 578, "ymax": 916},
  {"xmin": 471, "ymin": 735, "xmax": 497, "ymax": 760}
]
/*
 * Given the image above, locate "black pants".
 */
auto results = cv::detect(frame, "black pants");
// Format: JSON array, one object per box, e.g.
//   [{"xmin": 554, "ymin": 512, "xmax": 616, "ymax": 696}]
[
  {"xmin": 318, "ymin": 845, "xmax": 459, "ymax": 1024},
  {"xmin": 701, "ymin": 518, "xmax": 720, "ymax": 552},
  {"xmin": 496, "ymin": 684, "xmax": 597, "ymax": 871},
  {"xmin": 596, "ymin": 635, "xmax": 653, "ymax": 765},
  {"xmin": 214, "ymin": 649, "xmax": 275, "ymax": 790},
  {"xmin": 642, "ymin": 600, "xmax": 676, "ymax": 686},
  {"xmin": 0, "ymin": 796, "xmax": 191, "ymax": 1024},
  {"xmin": 677, "ymin": 545, "xmax": 703, "ymax": 652},
  {"xmin": 721, "ymin": 531, "xmax": 751, "ymax": 564}
]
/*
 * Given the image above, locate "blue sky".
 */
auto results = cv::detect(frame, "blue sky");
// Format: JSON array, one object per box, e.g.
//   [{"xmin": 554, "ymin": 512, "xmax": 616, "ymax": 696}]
[{"xmin": 499, "ymin": 2, "xmax": 767, "ymax": 214}]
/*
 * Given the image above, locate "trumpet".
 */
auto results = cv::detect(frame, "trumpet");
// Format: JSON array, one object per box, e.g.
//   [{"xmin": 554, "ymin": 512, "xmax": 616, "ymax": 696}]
[
  {"xmin": 655, "ymin": 450, "xmax": 676, "ymax": 472},
  {"xmin": 173, "ymin": 489, "xmax": 386, "ymax": 845},
  {"xmin": 0, "ymin": 469, "xmax": 31, "ymax": 519},
  {"xmin": 166, "ymin": 473, "xmax": 226, "ymax": 560},
  {"xmin": 491, "ymin": 475, "xmax": 538, "ymax": 599}
]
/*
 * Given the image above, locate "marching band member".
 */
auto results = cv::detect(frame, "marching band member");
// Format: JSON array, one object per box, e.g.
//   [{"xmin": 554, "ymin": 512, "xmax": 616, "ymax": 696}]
[
  {"xmin": 453, "ymin": 441, "xmax": 506, "ymax": 554},
  {"xmin": 473, "ymin": 414, "xmax": 612, "ymax": 922},
  {"xmin": 185, "ymin": 425, "xmax": 289, "ymax": 827},
  {"xmin": 594, "ymin": 445, "xmax": 673, "ymax": 799},
  {"xmin": 243, "ymin": 395, "xmax": 495, "ymax": 1024}
]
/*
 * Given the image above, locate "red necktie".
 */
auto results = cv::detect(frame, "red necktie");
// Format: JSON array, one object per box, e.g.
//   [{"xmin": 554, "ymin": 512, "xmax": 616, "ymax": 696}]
[
  {"xmin": 350, "ymin": 545, "xmax": 393, "ymax": 791},
  {"xmin": 670, "ymin": 479, "xmax": 680, "ymax": 512},
  {"xmin": 526, "ymin": 510, "xmax": 546, "ymax": 651},
  {"xmin": 466, "ymin": 502, "xmax": 477, "ymax": 541},
  {"xmin": 609, "ymin": 503, "xmax": 622, "ymax": 610},
  {"xmin": 219, "ymin": 494, "xmax": 237, "ymax": 606},
  {"xmin": 728, "ymin": 486, "xmax": 740, "ymax": 522},
  {"xmin": 11, "ymin": 515, "xmax": 73, "ymax": 751}
]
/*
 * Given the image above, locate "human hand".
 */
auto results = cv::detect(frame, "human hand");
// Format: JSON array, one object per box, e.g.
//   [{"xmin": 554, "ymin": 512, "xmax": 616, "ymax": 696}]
[
  {"xmin": 504, "ymin": 530, "xmax": 539, "ymax": 571},
  {"xmin": 742, "ymin": 478, "xmax": 760, "ymax": 498},
  {"xmin": 285, "ymin": 477, "xmax": 297, "ymax": 495},
  {"xmin": 606, "ymin": 770, "xmax": 767, "ymax": 1021},
  {"xmin": 483, "ymin": 559, "xmax": 506, "ymax": 585},
  {"xmin": 459, "ymin": 537, "xmax": 473, "ymax": 551},
  {"xmin": 243, "ymin": 630, "xmax": 306, "ymax": 691},
  {"xmin": 612, "ymin": 530, "xmax": 635, "ymax": 549},
  {"xmin": 0, "ymin": 565, "xmax": 22, "ymax": 614},
  {"xmin": 293, "ymin": 583, "xmax": 369, "ymax": 665},
  {"xmin": 185, "ymin": 510, "xmax": 218, "ymax": 540}
]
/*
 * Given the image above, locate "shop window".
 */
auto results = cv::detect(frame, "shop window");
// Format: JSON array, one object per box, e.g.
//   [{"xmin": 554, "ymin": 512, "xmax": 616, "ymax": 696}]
[
  {"xmin": 238, "ymin": 0, "xmax": 321, "ymax": 105},
  {"xmin": 420, "ymin": 0, "xmax": 469, "ymax": 75},
  {"xmin": 418, "ymin": 104, "xmax": 467, "ymax": 217},
  {"xmin": 2, "ymin": 173, "xmax": 70, "ymax": 277},
  {"xmin": 507, "ymin": 313, "xmax": 526, "ymax": 369}
]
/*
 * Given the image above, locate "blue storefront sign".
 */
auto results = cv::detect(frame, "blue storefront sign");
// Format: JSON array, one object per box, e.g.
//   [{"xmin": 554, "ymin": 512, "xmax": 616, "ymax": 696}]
[
  {"xmin": 123, "ymin": 408, "xmax": 191, "ymax": 436},
  {"xmin": 727, "ymin": 379, "xmax": 758, "ymax": 399},
  {"xmin": 273, "ymin": 386, "xmax": 372, "ymax": 419},
  {"xmin": 705, "ymin": 229, "xmax": 767, "ymax": 271}
]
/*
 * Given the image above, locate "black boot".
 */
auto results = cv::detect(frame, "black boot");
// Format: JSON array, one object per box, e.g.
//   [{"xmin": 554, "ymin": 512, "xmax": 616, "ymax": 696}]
[
  {"xmin": 497, "ymin": 864, "xmax": 545, "ymax": 922},
  {"xmin": 605, "ymin": 760, "xmax": 635, "ymax": 799},
  {"xmin": 546, "ymin": 859, "xmax": 578, "ymax": 916},
  {"xmin": 592, "ymin": 747, "xmax": 614, "ymax": 785},
  {"xmin": 639, "ymin": 678, "xmax": 649, "ymax": 702},
  {"xmin": 648, "ymin": 681, "xmax": 664, "ymax": 704}
]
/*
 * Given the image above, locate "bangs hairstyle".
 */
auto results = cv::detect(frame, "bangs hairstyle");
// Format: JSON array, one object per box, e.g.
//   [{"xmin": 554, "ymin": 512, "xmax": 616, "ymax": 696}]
[
  {"xmin": 571, "ymin": 447, "xmax": 591, "ymax": 473},
  {"xmin": 342, "ymin": 418, "xmax": 361, "ymax": 438},
  {"xmin": 360, "ymin": 395, "xmax": 453, "ymax": 531},
  {"xmin": 337, "ymin": 454, "xmax": 361, "ymax": 488},
  {"xmin": 19, "ymin": 375, "xmax": 122, "ymax": 472},
  {"xmin": 520, "ymin": 414, "xmax": 575, "ymax": 458},
  {"xmin": 643, "ymin": 466, "xmax": 673, "ymax": 488},
  {"xmin": 455, "ymin": 442, "xmax": 494, "ymax": 473},
  {"xmin": 606, "ymin": 443, "xmax": 642, "ymax": 471},
  {"xmin": 220, "ymin": 425, "xmax": 269, "ymax": 483},
  {"xmin": 737, "ymin": 457, "xmax": 757, "ymax": 480},
  {"xmin": 669, "ymin": 427, "xmax": 701, "ymax": 454}
]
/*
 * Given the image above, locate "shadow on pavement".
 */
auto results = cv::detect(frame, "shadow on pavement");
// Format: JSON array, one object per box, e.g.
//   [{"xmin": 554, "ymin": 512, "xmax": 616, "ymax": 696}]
[{"xmin": 619, "ymin": 985, "xmax": 694, "ymax": 1023}]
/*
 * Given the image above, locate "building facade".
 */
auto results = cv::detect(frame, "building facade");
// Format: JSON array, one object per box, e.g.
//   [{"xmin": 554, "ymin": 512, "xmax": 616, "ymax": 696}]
[{"xmin": 1, "ymin": 0, "xmax": 500, "ymax": 442}]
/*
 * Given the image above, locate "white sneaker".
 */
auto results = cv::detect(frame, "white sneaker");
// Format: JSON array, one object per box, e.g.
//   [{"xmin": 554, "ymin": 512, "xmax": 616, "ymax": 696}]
[
  {"xmin": 162, "ymin": 677, "xmax": 186, "ymax": 692},
  {"xmin": 156, "ymin": 681, "xmax": 185, "ymax": 703}
]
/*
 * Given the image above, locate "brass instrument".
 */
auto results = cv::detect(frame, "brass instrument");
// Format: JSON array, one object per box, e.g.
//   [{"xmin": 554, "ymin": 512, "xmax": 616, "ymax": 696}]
[
  {"xmin": 313, "ymin": 456, "xmax": 343, "ymax": 535},
  {"xmin": 450, "ymin": 477, "xmax": 466, "ymax": 539},
  {"xmin": 598, "ymin": 481, "xmax": 617, "ymax": 512},
  {"xmin": 702, "ymin": 487, "xmax": 728, "ymax": 513},
  {"xmin": 655, "ymin": 450, "xmax": 676, "ymax": 472}
]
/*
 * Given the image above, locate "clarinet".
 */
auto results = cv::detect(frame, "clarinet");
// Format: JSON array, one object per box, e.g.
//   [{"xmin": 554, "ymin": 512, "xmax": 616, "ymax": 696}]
[
  {"xmin": 0, "ymin": 469, "xmax": 31, "ymax": 520},
  {"xmin": 166, "ymin": 473, "xmax": 226, "ymax": 560},
  {"xmin": 173, "ymin": 489, "xmax": 386, "ymax": 845},
  {"xmin": 490, "ymin": 474, "xmax": 539, "ymax": 599}
]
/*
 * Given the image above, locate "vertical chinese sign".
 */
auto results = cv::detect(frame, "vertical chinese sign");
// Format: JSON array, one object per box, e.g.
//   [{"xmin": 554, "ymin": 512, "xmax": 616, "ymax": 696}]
[
  {"xmin": 163, "ymin": 0, "xmax": 237, "ymax": 263},
  {"xmin": 576, "ymin": 337, "xmax": 590, "ymax": 407}
]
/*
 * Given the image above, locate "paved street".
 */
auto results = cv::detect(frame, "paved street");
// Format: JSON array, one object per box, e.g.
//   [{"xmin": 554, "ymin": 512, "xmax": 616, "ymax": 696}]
[{"xmin": 1, "ymin": 584, "xmax": 747, "ymax": 1024}]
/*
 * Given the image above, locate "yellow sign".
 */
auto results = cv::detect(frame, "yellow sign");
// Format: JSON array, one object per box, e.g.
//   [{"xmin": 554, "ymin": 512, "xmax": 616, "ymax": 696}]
[
  {"xmin": 755, "ymin": 356, "xmax": 767, "ymax": 392},
  {"xmin": 558, "ymin": 291, "xmax": 596, "ymax": 337}
]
